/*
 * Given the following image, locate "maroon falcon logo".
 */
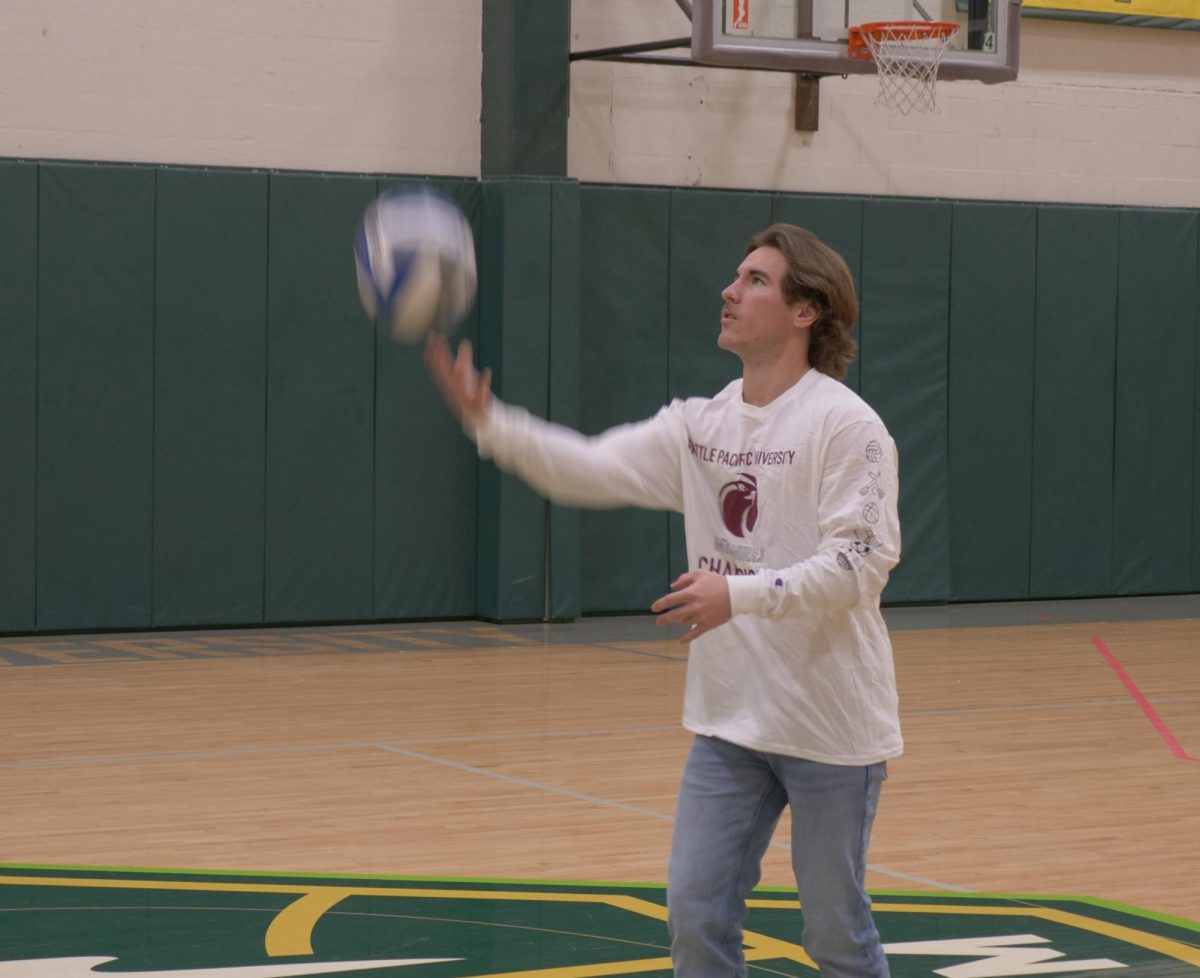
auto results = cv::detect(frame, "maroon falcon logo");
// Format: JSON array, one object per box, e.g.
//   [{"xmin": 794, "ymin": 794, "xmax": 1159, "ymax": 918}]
[{"xmin": 719, "ymin": 473, "xmax": 759, "ymax": 538}]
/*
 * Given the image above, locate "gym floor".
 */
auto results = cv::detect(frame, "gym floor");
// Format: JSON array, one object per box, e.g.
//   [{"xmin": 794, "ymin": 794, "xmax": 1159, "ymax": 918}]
[{"xmin": 1, "ymin": 597, "xmax": 1197, "ymax": 976}]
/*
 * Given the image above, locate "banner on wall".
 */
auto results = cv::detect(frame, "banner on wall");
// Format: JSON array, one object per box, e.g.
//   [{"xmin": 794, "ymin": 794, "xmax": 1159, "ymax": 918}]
[{"xmin": 1023, "ymin": 0, "xmax": 1200, "ymax": 28}]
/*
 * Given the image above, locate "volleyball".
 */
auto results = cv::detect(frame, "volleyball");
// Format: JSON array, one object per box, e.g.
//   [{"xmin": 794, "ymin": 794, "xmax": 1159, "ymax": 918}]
[{"xmin": 354, "ymin": 186, "xmax": 477, "ymax": 345}]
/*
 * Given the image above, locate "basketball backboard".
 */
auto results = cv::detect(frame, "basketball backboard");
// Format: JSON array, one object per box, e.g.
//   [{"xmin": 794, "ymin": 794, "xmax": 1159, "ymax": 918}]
[{"xmin": 692, "ymin": 0, "xmax": 1020, "ymax": 81}]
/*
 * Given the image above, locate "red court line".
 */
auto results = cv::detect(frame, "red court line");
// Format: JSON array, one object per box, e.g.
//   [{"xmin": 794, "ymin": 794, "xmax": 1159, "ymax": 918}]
[{"xmin": 1092, "ymin": 636, "xmax": 1199, "ymax": 763}]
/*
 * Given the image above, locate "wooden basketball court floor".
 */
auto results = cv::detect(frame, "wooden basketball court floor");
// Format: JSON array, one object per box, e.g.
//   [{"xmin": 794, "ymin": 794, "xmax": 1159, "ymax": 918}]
[{"xmin": 1, "ymin": 595, "xmax": 1198, "ymax": 974}]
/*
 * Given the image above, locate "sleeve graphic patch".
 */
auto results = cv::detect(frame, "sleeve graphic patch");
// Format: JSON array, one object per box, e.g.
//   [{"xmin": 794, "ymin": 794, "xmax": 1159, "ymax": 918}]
[{"xmin": 859, "ymin": 471, "xmax": 885, "ymax": 500}]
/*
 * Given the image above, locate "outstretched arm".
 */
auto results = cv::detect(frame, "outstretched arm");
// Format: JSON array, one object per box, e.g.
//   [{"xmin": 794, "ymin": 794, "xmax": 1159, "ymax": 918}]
[{"xmin": 424, "ymin": 333, "xmax": 684, "ymax": 512}]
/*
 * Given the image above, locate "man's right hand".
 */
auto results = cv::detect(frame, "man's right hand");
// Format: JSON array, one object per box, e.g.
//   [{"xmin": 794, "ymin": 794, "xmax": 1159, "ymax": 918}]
[{"xmin": 424, "ymin": 332, "xmax": 493, "ymax": 427}]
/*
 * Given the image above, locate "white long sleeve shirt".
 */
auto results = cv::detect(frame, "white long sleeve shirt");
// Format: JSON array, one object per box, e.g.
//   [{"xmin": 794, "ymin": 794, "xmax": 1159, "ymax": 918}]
[{"xmin": 471, "ymin": 367, "xmax": 903, "ymax": 765}]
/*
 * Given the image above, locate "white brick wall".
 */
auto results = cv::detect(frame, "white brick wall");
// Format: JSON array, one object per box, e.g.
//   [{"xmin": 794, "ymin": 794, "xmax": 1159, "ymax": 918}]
[
  {"xmin": 0, "ymin": 0, "xmax": 481, "ymax": 175},
  {"xmin": 1, "ymin": 0, "xmax": 1194, "ymax": 206},
  {"xmin": 569, "ymin": 3, "xmax": 1200, "ymax": 207}
]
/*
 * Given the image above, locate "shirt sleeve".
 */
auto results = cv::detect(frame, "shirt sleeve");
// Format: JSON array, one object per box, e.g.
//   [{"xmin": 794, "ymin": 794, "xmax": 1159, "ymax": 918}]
[
  {"xmin": 725, "ymin": 419, "xmax": 901, "ymax": 618},
  {"xmin": 469, "ymin": 399, "xmax": 686, "ymax": 512}
]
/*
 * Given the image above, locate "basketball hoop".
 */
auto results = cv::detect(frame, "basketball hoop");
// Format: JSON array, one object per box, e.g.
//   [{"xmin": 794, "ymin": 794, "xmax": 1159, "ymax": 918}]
[{"xmin": 848, "ymin": 21, "xmax": 959, "ymax": 115}]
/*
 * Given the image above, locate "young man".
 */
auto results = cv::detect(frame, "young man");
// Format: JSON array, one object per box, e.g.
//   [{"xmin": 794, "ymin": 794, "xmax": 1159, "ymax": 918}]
[{"xmin": 425, "ymin": 223, "xmax": 902, "ymax": 978}]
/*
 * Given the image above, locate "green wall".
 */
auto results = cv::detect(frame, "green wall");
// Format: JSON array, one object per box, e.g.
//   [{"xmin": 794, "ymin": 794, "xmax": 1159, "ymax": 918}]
[
  {"xmin": 1, "ymin": 162, "xmax": 1198, "ymax": 632},
  {"xmin": 0, "ymin": 162, "xmax": 481, "ymax": 633},
  {"xmin": 574, "ymin": 188, "xmax": 1200, "ymax": 612}
]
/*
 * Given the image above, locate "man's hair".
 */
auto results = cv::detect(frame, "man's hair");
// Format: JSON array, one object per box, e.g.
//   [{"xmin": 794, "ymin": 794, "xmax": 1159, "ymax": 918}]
[{"xmin": 746, "ymin": 224, "xmax": 859, "ymax": 380}]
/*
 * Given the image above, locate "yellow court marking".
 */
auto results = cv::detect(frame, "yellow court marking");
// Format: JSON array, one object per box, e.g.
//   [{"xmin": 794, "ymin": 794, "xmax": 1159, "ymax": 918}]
[
  {"xmin": 748, "ymin": 899, "xmax": 1200, "ymax": 967},
  {"xmin": 266, "ymin": 888, "xmax": 356, "ymax": 956},
  {"xmin": 3, "ymin": 876, "xmax": 1193, "ymax": 973},
  {"xmin": 0, "ymin": 875, "xmax": 649, "ymax": 962}
]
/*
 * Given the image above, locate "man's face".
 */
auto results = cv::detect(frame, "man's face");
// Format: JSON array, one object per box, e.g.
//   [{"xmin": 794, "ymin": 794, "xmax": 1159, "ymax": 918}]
[{"xmin": 718, "ymin": 246, "xmax": 815, "ymax": 360}]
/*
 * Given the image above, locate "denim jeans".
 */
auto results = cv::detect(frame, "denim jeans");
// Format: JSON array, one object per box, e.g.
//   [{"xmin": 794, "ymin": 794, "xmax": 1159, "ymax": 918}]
[{"xmin": 667, "ymin": 735, "xmax": 889, "ymax": 978}]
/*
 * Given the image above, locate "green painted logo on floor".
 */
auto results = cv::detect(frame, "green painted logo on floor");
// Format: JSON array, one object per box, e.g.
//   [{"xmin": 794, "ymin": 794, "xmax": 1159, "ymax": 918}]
[{"xmin": 0, "ymin": 866, "xmax": 1196, "ymax": 977}]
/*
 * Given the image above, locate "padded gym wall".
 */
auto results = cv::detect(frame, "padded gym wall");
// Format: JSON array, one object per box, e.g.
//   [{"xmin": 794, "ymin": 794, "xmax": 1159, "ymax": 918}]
[
  {"xmin": 475, "ymin": 179, "xmax": 554, "ymax": 621},
  {"xmin": 38, "ymin": 163, "xmax": 156, "ymax": 631},
  {"xmin": 1030, "ymin": 207, "xmax": 1119, "ymax": 598},
  {"xmin": 0, "ymin": 161, "xmax": 37, "ymax": 633},
  {"xmin": 1196, "ymin": 256, "xmax": 1200, "ymax": 595},
  {"xmin": 5, "ymin": 166, "xmax": 1200, "ymax": 633},
  {"xmin": 577, "ymin": 185, "xmax": 673, "ymax": 613},
  {"xmin": 948, "ymin": 203, "xmax": 1037, "ymax": 602},
  {"xmin": 264, "ymin": 173, "xmax": 378, "ymax": 624},
  {"xmin": 1113, "ymin": 208, "xmax": 1198, "ymax": 596},
  {"xmin": 1, "ymin": 162, "xmax": 484, "ymax": 635},
  {"xmin": 154, "ymin": 168, "xmax": 268, "ymax": 627}
]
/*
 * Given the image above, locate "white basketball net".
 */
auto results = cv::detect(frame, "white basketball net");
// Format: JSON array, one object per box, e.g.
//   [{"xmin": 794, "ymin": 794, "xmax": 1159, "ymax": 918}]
[{"xmin": 861, "ymin": 24, "xmax": 959, "ymax": 115}]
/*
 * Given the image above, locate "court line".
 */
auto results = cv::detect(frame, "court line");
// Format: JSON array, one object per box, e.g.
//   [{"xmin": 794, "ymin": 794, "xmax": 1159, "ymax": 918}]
[
  {"xmin": 0, "ymin": 734, "xmax": 968, "ymax": 891},
  {"xmin": 0, "ymin": 726, "xmax": 682, "ymax": 770},
  {"xmin": 593, "ymin": 643, "xmax": 688, "ymax": 662},
  {"xmin": 11, "ymin": 688, "xmax": 1188, "ymax": 771},
  {"xmin": 373, "ymin": 743, "xmax": 969, "ymax": 892},
  {"xmin": 1092, "ymin": 637, "xmax": 1199, "ymax": 763},
  {"xmin": 902, "ymin": 695, "xmax": 1200, "ymax": 718},
  {"xmin": 0, "ymin": 742, "xmax": 375, "ymax": 770},
  {"xmin": 14, "ymin": 685, "xmax": 1200, "ymax": 771}
]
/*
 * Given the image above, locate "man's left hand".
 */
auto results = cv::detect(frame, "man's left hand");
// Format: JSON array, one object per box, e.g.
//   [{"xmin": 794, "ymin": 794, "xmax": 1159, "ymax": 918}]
[{"xmin": 651, "ymin": 570, "xmax": 732, "ymax": 644}]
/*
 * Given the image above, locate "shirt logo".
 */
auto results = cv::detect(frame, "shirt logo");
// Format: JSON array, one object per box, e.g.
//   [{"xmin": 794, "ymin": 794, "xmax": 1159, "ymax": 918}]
[{"xmin": 719, "ymin": 473, "xmax": 759, "ymax": 538}]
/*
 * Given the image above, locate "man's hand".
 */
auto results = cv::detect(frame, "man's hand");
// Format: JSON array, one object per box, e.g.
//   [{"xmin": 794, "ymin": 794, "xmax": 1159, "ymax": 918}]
[
  {"xmin": 424, "ymin": 332, "xmax": 493, "ymax": 425},
  {"xmin": 651, "ymin": 570, "xmax": 732, "ymax": 644}
]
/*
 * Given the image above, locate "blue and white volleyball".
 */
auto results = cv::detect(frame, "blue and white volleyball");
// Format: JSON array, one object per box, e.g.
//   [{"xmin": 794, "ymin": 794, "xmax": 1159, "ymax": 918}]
[{"xmin": 354, "ymin": 186, "xmax": 477, "ymax": 345}]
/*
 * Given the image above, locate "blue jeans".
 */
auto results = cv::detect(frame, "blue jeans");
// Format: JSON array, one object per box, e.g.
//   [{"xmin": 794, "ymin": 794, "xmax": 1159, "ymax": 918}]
[{"xmin": 667, "ymin": 735, "xmax": 889, "ymax": 978}]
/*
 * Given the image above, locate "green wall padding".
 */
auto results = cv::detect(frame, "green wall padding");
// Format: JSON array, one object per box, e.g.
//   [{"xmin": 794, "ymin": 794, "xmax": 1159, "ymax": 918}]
[
  {"xmin": 373, "ymin": 178, "xmax": 480, "ymax": 620},
  {"xmin": 1196, "ymin": 262, "xmax": 1200, "ymax": 593},
  {"xmin": 770, "ymin": 195, "xmax": 865, "ymax": 393},
  {"xmin": 667, "ymin": 189, "xmax": 774, "ymax": 580},
  {"xmin": 153, "ymin": 168, "xmax": 268, "ymax": 626},
  {"xmin": 476, "ymin": 180, "xmax": 553, "ymax": 620},
  {"xmin": 548, "ymin": 181, "xmax": 581, "ymax": 620},
  {"xmin": 860, "ymin": 199, "xmax": 952, "ymax": 604},
  {"xmin": 578, "ymin": 186, "xmax": 673, "ymax": 613},
  {"xmin": 1029, "ymin": 207, "xmax": 1118, "ymax": 598},
  {"xmin": 481, "ymin": 0, "xmax": 569, "ymax": 177},
  {"xmin": 9, "ymin": 164, "xmax": 1200, "ymax": 632},
  {"xmin": 0, "ymin": 162, "xmax": 37, "ymax": 633},
  {"xmin": 1112, "ymin": 208, "xmax": 1198, "ymax": 594},
  {"xmin": 264, "ymin": 173, "xmax": 377, "ymax": 623},
  {"xmin": 37, "ymin": 164, "xmax": 156, "ymax": 630},
  {"xmin": 948, "ymin": 203, "xmax": 1037, "ymax": 601}
]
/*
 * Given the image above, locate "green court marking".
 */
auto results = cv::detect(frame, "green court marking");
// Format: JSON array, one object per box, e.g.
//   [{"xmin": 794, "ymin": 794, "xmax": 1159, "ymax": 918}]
[{"xmin": 0, "ymin": 865, "xmax": 1195, "ymax": 978}]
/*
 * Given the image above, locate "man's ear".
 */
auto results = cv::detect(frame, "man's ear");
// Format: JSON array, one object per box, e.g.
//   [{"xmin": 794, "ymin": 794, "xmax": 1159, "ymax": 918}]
[{"xmin": 792, "ymin": 300, "xmax": 819, "ymax": 330}]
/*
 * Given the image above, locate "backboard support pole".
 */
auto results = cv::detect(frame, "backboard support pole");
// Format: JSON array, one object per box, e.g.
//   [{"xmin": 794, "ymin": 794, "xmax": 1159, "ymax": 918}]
[{"xmin": 795, "ymin": 73, "xmax": 821, "ymax": 130}]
